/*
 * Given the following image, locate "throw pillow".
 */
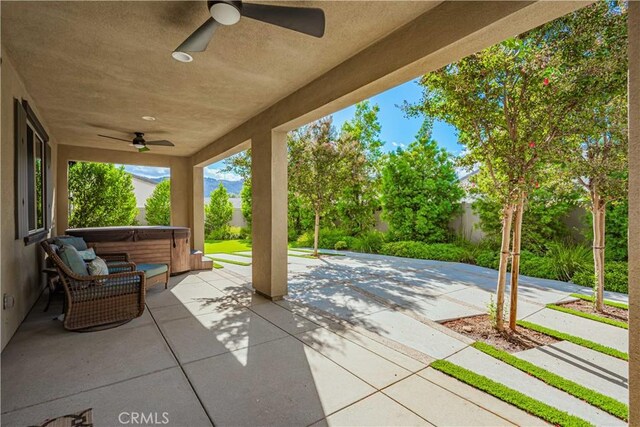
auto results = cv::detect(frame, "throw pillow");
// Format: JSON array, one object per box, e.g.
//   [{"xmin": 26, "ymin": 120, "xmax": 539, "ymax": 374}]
[
  {"xmin": 58, "ymin": 245, "xmax": 89, "ymax": 276},
  {"xmin": 77, "ymin": 247, "xmax": 97, "ymax": 261},
  {"xmin": 87, "ymin": 257, "xmax": 109, "ymax": 277},
  {"xmin": 54, "ymin": 236, "xmax": 88, "ymax": 251}
]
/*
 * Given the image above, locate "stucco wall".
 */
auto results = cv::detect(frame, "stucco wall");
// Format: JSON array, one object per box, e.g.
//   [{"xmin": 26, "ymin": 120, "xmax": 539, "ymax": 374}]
[{"xmin": 1, "ymin": 51, "xmax": 58, "ymax": 350}]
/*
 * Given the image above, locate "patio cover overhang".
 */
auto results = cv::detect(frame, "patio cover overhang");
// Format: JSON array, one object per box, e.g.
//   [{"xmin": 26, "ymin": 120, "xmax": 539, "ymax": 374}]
[{"xmin": 2, "ymin": 1, "xmax": 639, "ymax": 420}]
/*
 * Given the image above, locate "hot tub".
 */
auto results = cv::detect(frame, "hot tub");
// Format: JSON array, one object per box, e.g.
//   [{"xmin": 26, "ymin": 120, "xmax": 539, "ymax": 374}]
[{"xmin": 66, "ymin": 226, "xmax": 191, "ymax": 275}]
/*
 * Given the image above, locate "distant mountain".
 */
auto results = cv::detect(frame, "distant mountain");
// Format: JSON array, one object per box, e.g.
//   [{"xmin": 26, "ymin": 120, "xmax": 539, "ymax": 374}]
[
  {"xmin": 131, "ymin": 174, "xmax": 243, "ymax": 196},
  {"xmin": 204, "ymin": 177, "xmax": 243, "ymax": 197}
]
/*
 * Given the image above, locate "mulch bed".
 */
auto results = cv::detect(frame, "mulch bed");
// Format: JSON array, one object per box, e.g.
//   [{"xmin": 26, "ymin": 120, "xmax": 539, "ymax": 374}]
[
  {"xmin": 558, "ymin": 299, "xmax": 628, "ymax": 322},
  {"xmin": 443, "ymin": 314, "xmax": 558, "ymax": 353}
]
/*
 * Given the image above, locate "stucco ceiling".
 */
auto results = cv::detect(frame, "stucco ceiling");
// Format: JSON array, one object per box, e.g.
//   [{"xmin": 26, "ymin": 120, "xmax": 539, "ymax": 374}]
[{"xmin": 2, "ymin": 1, "xmax": 439, "ymax": 156}]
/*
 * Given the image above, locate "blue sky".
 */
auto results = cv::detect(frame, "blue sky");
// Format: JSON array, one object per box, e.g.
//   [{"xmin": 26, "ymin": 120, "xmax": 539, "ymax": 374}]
[{"xmin": 125, "ymin": 79, "xmax": 462, "ymax": 181}]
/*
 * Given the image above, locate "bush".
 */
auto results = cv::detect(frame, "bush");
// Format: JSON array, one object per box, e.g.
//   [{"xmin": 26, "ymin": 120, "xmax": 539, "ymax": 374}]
[
  {"xmin": 240, "ymin": 227, "xmax": 251, "ymax": 240},
  {"xmin": 294, "ymin": 228, "xmax": 349, "ymax": 250},
  {"xmin": 334, "ymin": 240, "xmax": 348, "ymax": 250},
  {"xmin": 519, "ymin": 255, "xmax": 557, "ymax": 280},
  {"xmin": 572, "ymin": 262, "xmax": 628, "ymax": 294},
  {"xmin": 545, "ymin": 242, "xmax": 591, "ymax": 282},
  {"xmin": 350, "ymin": 231, "xmax": 385, "ymax": 254},
  {"xmin": 476, "ymin": 250, "xmax": 500, "ymax": 269},
  {"xmin": 380, "ymin": 241, "xmax": 474, "ymax": 263}
]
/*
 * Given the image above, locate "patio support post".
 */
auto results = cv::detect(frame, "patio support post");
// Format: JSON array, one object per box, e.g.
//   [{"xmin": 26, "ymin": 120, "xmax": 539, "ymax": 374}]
[
  {"xmin": 192, "ymin": 166, "xmax": 204, "ymax": 252},
  {"xmin": 251, "ymin": 129, "xmax": 288, "ymax": 300},
  {"xmin": 628, "ymin": 1, "xmax": 639, "ymax": 424}
]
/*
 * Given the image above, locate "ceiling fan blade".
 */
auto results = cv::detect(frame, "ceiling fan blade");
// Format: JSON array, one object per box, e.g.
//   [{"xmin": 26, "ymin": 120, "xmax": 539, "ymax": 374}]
[
  {"xmin": 242, "ymin": 3, "xmax": 325, "ymax": 38},
  {"xmin": 97, "ymin": 134, "xmax": 131, "ymax": 143},
  {"xmin": 175, "ymin": 17, "xmax": 219, "ymax": 52},
  {"xmin": 145, "ymin": 140, "xmax": 175, "ymax": 147}
]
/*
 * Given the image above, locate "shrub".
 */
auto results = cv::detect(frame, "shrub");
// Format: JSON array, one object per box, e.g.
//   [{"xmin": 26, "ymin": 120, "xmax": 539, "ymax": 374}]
[
  {"xmin": 572, "ymin": 262, "xmax": 628, "ymax": 294},
  {"xmin": 545, "ymin": 242, "xmax": 591, "ymax": 282},
  {"xmin": 240, "ymin": 227, "xmax": 252, "ymax": 240},
  {"xmin": 476, "ymin": 250, "xmax": 500, "ymax": 269},
  {"xmin": 295, "ymin": 228, "xmax": 349, "ymax": 250},
  {"xmin": 334, "ymin": 240, "xmax": 348, "ymax": 250},
  {"xmin": 350, "ymin": 231, "xmax": 385, "ymax": 254},
  {"xmin": 519, "ymin": 254, "xmax": 557, "ymax": 280},
  {"xmin": 380, "ymin": 241, "xmax": 474, "ymax": 263}
]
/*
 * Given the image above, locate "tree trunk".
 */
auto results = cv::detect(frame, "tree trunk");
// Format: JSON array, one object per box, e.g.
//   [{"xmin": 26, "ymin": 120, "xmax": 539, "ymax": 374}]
[
  {"xmin": 591, "ymin": 192, "xmax": 606, "ymax": 312},
  {"xmin": 496, "ymin": 202, "xmax": 515, "ymax": 331},
  {"xmin": 313, "ymin": 210, "xmax": 320, "ymax": 257},
  {"xmin": 509, "ymin": 193, "xmax": 525, "ymax": 331}
]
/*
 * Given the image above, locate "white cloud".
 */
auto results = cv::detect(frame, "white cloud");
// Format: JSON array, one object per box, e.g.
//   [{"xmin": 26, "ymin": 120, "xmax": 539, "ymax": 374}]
[
  {"xmin": 204, "ymin": 166, "xmax": 242, "ymax": 181},
  {"xmin": 122, "ymin": 165, "xmax": 169, "ymax": 179}
]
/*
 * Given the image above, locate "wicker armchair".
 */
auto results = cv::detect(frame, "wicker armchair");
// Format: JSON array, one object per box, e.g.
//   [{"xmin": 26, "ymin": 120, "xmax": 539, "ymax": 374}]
[{"xmin": 41, "ymin": 238, "xmax": 146, "ymax": 331}]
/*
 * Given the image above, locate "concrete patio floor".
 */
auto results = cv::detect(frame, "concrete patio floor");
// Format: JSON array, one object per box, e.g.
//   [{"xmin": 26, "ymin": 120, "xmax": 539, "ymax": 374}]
[{"xmin": 1, "ymin": 251, "xmax": 628, "ymax": 426}]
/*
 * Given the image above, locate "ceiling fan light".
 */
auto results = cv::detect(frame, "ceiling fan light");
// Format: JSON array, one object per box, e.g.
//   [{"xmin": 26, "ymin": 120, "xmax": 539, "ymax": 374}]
[
  {"xmin": 171, "ymin": 51, "xmax": 193, "ymax": 62},
  {"xmin": 210, "ymin": 2, "xmax": 241, "ymax": 25},
  {"xmin": 132, "ymin": 142, "xmax": 146, "ymax": 149}
]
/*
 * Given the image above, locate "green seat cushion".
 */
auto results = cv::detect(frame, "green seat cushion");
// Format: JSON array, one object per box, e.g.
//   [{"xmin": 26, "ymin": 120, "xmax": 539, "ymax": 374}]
[
  {"xmin": 136, "ymin": 263, "xmax": 168, "ymax": 279},
  {"xmin": 58, "ymin": 244, "xmax": 89, "ymax": 276}
]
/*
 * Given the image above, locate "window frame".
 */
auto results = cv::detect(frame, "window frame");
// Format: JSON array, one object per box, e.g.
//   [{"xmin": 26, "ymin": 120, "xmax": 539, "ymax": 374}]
[{"xmin": 15, "ymin": 99, "xmax": 51, "ymax": 246}]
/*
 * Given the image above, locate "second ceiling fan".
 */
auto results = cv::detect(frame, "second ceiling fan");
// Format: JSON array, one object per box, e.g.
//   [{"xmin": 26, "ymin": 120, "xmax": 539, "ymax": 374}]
[{"xmin": 172, "ymin": 0, "xmax": 325, "ymax": 62}]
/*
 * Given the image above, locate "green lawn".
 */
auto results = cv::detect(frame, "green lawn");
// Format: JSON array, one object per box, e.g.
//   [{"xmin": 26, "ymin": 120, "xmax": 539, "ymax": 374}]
[{"xmin": 204, "ymin": 239, "xmax": 252, "ymax": 254}]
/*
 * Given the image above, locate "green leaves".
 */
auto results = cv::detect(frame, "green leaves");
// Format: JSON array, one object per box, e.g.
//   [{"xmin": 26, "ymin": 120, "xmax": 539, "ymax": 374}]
[
  {"xmin": 68, "ymin": 162, "xmax": 138, "ymax": 228},
  {"xmin": 145, "ymin": 179, "xmax": 171, "ymax": 226},
  {"xmin": 381, "ymin": 135, "xmax": 463, "ymax": 243},
  {"xmin": 205, "ymin": 183, "xmax": 233, "ymax": 239}
]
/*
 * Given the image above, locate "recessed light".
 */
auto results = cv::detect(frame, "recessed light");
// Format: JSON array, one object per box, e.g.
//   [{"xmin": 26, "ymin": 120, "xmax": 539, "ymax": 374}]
[
  {"xmin": 172, "ymin": 51, "xmax": 193, "ymax": 63},
  {"xmin": 142, "ymin": 116, "xmax": 156, "ymax": 121}
]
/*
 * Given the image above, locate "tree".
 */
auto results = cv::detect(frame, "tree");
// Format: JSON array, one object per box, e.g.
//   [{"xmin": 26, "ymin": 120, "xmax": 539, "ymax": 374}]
[
  {"xmin": 554, "ymin": 2, "xmax": 628, "ymax": 311},
  {"xmin": 288, "ymin": 117, "xmax": 346, "ymax": 256},
  {"xmin": 68, "ymin": 162, "xmax": 138, "ymax": 228},
  {"xmin": 240, "ymin": 179, "xmax": 252, "ymax": 228},
  {"xmin": 337, "ymin": 101, "xmax": 385, "ymax": 235},
  {"xmin": 407, "ymin": 24, "xmax": 588, "ymax": 331},
  {"xmin": 145, "ymin": 179, "xmax": 171, "ymax": 226},
  {"xmin": 381, "ymin": 123, "xmax": 463, "ymax": 243},
  {"xmin": 205, "ymin": 183, "xmax": 233, "ymax": 239}
]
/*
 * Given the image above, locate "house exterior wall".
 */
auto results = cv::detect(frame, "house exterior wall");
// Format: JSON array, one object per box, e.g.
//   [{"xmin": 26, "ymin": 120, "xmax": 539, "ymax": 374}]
[
  {"xmin": 131, "ymin": 176, "xmax": 158, "ymax": 225},
  {"xmin": 1, "ymin": 51, "xmax": 58, "ymax": 350}
]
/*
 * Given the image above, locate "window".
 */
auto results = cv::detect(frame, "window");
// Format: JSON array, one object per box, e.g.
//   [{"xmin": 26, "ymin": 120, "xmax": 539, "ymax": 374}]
[{"xmin": 15, "ymin": 99, "xmax": 52, "ymax": 245}]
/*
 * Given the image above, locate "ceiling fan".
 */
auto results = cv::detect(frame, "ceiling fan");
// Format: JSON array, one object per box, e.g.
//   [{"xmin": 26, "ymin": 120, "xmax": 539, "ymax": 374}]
[
  {"xmin": 172, "ymin": 0, "xmax": 325, "ymax": 62},
  {"xmin": 98, "ymin": 132, "xmax": 175, "ymax": 153}
]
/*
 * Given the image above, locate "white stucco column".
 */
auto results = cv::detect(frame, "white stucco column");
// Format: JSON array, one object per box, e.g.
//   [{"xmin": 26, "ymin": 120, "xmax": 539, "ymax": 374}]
[
  {"xmin": 251, "ymin": 130, "xmax": 288, "ymax": 299},
  {"xmin": 191, "ymin": 166, "xmax": 204, "ymax": 252},
  {"xmin": 628, "ymin": 1, "xmax": 640, "ymax": 423}
]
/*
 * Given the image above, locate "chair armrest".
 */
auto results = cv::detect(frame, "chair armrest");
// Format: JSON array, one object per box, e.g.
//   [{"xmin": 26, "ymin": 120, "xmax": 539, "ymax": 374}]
[
  {"xmin": 107, "ymin": 261, "xmax": 137, "ymax": 273},
  {"xmin": 66, "ymin": 270, "xmax": 146, "ymax": 294},
  {"xmin": 97, "ymin": 252, "xmax": 130, "ymax": 262}
]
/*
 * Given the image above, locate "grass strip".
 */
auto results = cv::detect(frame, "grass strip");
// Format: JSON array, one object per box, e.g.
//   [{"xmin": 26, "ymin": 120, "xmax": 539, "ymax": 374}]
[
  {"xmin": 517, "ymin": 320, "xmax": 628, "ymax": 361},
  {"xmin": 288, "ymin": 248, "xmax": 345, "ymax": 256},
  {"xmin": 231, "ymin": 252, "xmax": 253, "ymax": 258},
  {"xmin": 209, "ymin": 257, "xmax": 252, "ymax": 266},
  {"xmin": 547, "ymin": 304, "xmax": 628, "ymax": 329},
  {"xmin": 213, "ymin": 262, "xmax": 224, "ymax": 269},
  {"xmin": 232, "ymin": 251, "xmax": 316, "ymax": 260},
  {"xmin": 430, "ymin": 360, "xmax": 593, "ymax": 427},
  {"xmin": 472, "ymin": 342, "xmax": 628, "ymax": 420},
  {"xmin": 569, "ymin": 293, "xmax": 629, "ymax": 310},
  {"xmin": 288, "ymin": 253, "xmax": 317, "ymax": 259}
]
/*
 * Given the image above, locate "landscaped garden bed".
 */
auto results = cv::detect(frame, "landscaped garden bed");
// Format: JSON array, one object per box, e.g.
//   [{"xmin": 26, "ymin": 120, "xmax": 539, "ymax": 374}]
[
  {"xmin": 443, "ymin": 314, "xmax": 558, "ymax": 353},
  {"xmin": 553, "ymin": 300, "xmax": 628, "ymax": 323}
]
